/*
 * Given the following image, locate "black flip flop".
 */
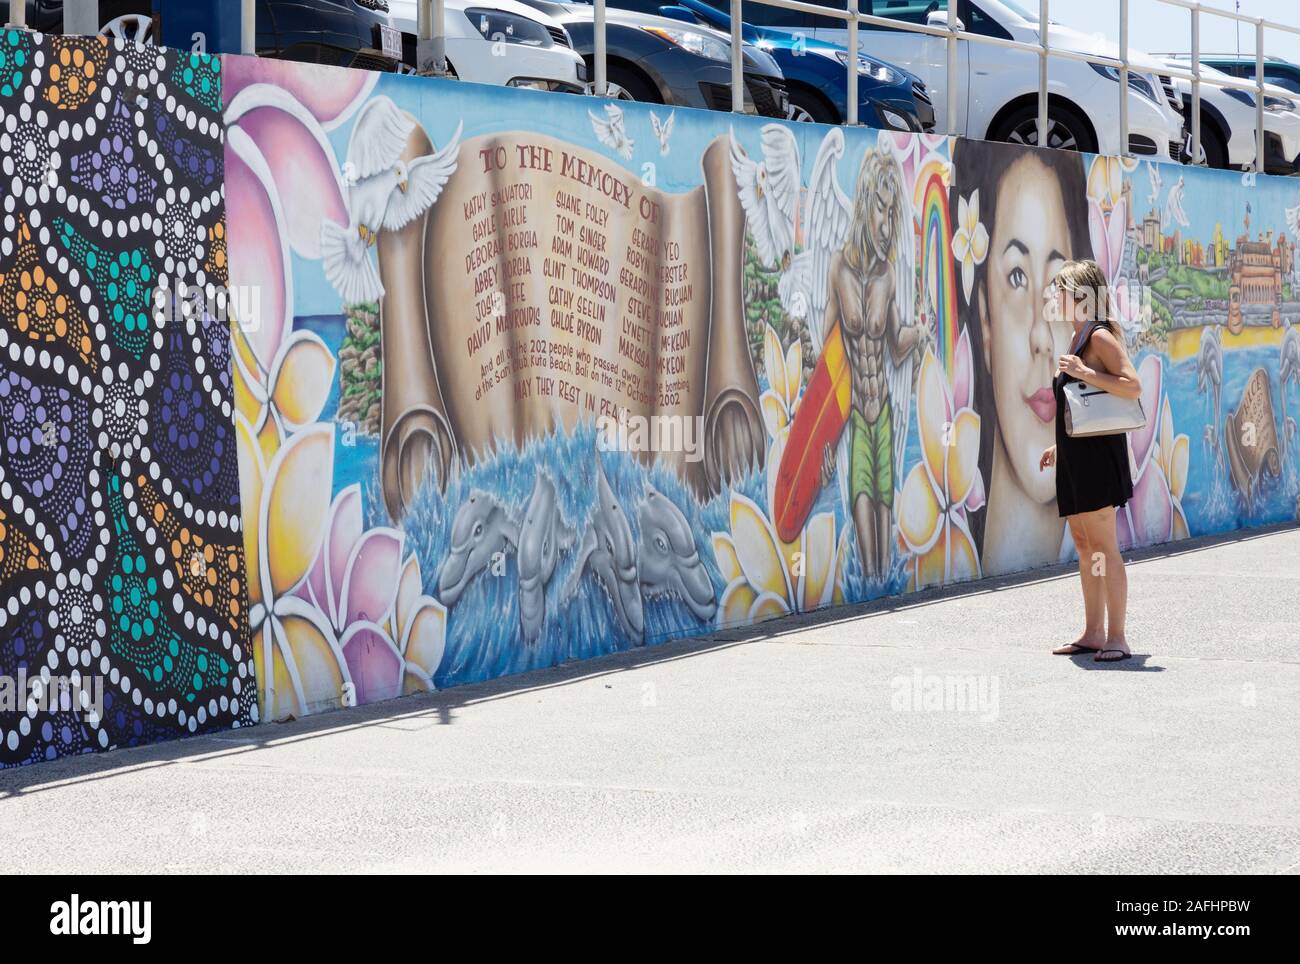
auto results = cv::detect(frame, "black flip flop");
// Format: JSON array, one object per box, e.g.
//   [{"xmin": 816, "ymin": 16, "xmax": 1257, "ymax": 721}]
[
  {"xmin": 1053, "ymin": 644, "xmax": 1101, "ymax": 655},
  {"xmin": 1094, "ymin": 649, "xmax": 1132, "ymax": 662}
]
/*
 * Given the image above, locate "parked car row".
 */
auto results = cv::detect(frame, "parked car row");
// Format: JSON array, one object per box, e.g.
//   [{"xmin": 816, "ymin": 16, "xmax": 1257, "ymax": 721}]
[{"xmin": 8, "ymin": 0, "xmax": 1300, "ymax": 171}]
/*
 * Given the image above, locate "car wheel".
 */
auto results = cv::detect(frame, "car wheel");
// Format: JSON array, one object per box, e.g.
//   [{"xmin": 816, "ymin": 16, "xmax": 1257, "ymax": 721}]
[
  {"xmin": 602, "ymin": 65, "xmax": 659, "ymax": 103},
  {"xmin": 785, "ymin": 87, "xmax": 838, "ymax": 124},
  {"xmin": 98, "ymin": 13, "xmax": 153, "ymax": 45},
  {"xmin": 991, "ymin": 102, "xmax": 1097, "ymax": 153},
  {"xmin": 1187, "ymin": 123, "xmax": 1228, "ymax": 168}
]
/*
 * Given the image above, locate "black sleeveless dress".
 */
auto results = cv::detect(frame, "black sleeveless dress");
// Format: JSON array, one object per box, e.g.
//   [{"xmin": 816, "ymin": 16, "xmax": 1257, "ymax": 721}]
[{"xmin": 1053, "ymin": 322, "xmax": 1134, "ymax": 518}]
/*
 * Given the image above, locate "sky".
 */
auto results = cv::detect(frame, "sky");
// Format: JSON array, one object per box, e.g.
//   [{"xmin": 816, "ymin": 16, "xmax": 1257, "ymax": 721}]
[{"xmin": 1048, "ymin": 0, "xmax": 1300, "ymax": 65}]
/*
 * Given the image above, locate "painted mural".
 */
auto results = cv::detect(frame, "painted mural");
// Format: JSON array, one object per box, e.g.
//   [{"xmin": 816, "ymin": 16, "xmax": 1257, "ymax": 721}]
[
  {"xmin": 0, "ymin": 32, "xmax": 255, "ymax": 767},
  {"xmin": 3, "ymin": 32, "xmax": 1299, "ymax": 759},
  {"xmin": 222, "ymin": 57, "xmax": 1300, "ymax": 724}
]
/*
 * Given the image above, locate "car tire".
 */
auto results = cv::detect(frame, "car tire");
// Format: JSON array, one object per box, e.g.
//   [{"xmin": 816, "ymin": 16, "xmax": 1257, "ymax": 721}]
[
  {"xmin": 990, "ymin": 101, "xmax": 1098, "ymax": 153},
  {"xmin": 602, "ymin": 64, "xmax": 660, "ymax": 104},
  {"xmin": 1189, "ymin": 122, "xmax": 1228, "ymax": 169},
  {"xmin": 785, "ymin": 86, "xmax": 838, "ymax": 125}
]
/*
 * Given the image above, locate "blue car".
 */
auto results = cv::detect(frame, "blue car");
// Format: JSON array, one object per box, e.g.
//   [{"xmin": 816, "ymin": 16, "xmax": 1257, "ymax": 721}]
[{"xmin": 609, "ymin": 0, "xmax": 933, "ymax": 129}]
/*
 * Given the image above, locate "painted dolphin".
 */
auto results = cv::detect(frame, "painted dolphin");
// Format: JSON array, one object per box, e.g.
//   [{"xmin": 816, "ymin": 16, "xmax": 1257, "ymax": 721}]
[
  {"xmin": 437, "ymin": 489, "xmax": 517, "ymax": 606},
  {"xmin": 565, "ymin": 457, "xmax": 644, "ymax": 642},
  {"xmin": 1282, "ymin": 321, "xmax": 1299, "ymax": 449},
  {"xmin": 1197, "ymin": 323, "xmax": 1224, "ymax": 458},
  {"xmin": 517, "ymin": 471, "xmax": 574, "ymax": 642},
  {"xmin": 637, "ymin": 485, "xmax": 716, "ymax": 622}
]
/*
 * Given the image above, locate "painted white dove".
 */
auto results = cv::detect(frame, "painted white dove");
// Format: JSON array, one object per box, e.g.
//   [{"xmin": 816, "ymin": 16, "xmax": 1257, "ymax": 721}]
[
  {"xmin": 590, "ymin": 103, "xmax": 634, "ymax": 161},
  {"xmin": 729, "ymin": 124, "xmax": 801, "ymax": 275},
  {"xmin": 322, "ymin": 96, "xmax": 462, "ymax": 304},
  {"xmin": 650, "ymin": 109, "xmax": 675, "ymax": 157}
]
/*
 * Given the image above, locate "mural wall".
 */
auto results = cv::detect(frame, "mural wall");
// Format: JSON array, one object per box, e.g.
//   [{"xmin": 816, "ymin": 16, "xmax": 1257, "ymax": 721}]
[
  {"xmin": 224, "ymin": 58, "xmax": 1300, "ymax": 723},
  {"xmin": 0, "ymin": 32, "xmax": 255, "ymax": 767},
  {"xmin": 3, "ymin": 34, "xmax": 1299, "ymax": 763}
]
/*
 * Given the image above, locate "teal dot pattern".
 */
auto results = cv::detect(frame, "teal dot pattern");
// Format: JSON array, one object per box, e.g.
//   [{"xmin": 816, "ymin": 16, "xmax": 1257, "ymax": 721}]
[
  {"xmin": 106, "ymin": 476, "xmax": 231, "ymax": 702},
  {"xmin": 172, "ymin": 51, "xmax": 222, "ymax": 113},
  {"xmin": 0, "ymin": 33, "xmax": 254, "ymax": 769},
  {"xmin": 0, "ymin": 29, "xmax": 31, "ymax": 99},
  {"xmin": 54, "ymin": 221, "xmax": 156, "ymax": 359}
]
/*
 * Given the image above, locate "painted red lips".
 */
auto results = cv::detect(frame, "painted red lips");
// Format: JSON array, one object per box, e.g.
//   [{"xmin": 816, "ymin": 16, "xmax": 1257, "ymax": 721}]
[{"xmin": 1026, "ymin": 387, "xmax": 1056, "ymax": 424}]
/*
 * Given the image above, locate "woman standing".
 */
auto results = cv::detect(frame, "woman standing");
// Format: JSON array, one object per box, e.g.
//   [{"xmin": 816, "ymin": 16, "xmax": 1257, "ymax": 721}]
[{"xmin": 1039, "ymin": 260, "xmax": 1142, "ymax": 662}]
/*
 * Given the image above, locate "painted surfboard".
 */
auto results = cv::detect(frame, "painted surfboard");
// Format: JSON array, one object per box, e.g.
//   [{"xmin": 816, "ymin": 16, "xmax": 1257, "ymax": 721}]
[{"xmin": 773, "ymin": 322, "xmax": 851, "ymax": 543}]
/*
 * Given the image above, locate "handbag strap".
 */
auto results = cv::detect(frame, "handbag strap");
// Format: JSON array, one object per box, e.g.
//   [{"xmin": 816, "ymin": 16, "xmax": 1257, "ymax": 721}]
[{"xmin": 1069, "ymin": 321, "xmax": 1100, "ymax": 357}]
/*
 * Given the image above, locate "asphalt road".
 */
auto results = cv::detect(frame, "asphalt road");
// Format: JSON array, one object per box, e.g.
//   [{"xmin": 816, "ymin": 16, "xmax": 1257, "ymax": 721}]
[{"xmin": 2, "ymin": 523, "xmax": 1298, "ymax": 874}]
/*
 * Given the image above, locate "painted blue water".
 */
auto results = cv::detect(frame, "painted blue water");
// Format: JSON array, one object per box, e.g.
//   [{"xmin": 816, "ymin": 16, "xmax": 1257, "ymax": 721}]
[{"xmin": 1162, "ymin": 341, "xmax": 1299, "ymax": 535}]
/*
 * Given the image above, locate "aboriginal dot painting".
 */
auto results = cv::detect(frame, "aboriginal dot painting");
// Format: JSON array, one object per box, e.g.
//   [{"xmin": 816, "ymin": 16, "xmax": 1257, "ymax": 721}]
[{"xmin": 0, "ymin": 32, "xmax": 254, "ymax": 767}]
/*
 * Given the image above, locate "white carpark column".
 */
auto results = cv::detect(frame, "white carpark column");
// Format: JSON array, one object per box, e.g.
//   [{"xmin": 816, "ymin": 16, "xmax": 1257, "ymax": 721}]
[
  {"xmin": 1119, "ymin": 0, "xmax": 1129, "ymax": 155},
  {"xmin": 730, "ymin": 0, "xmax": 743, "ymax": 113},
  {"xmin": 64, "ymin": 0, "xmax": 99, "ymax": 34},
  {"xmin": 847, "ymin": 0, "xmax": 858, "ymax": 125},
  {"xmin": 418, "ymin": 0, "xmax": 447, "ymax": 75},
  {"xmin": 242, "ymin": 0, "xmax": 256, "ymax": 54},
  {"xmin": 1255, "ymin": 18, "xmax": 1265, "ymax": 173},
  {"xmin": 1037, "ymin": 0, "xmax": 1049, "ymax": 147},
  {"xmin": 8, "ymin": 0, "xmax": 27, "ymax": 28},
  {"xmin": 594, "ymin": 0, "xmax": 606, "ymax": 95}
]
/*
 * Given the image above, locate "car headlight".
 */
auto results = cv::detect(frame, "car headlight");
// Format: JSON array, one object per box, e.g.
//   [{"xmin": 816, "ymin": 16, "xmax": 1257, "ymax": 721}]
[
  {"xmin": 466, "ymin": 8, "xmax": 551, "ymax": 48},
  {"xmin": 811, "ymin": 47, "xmax": 899, "ymax": 84},
  {"xmin": 640, "ymin": 26, "xmax": 730, "ymax": 62},
  {"xmin": 1226, "ymin": 87, "xmax": 1297, "ymax": 113},
  {"xmin": 1089, "ymin": 61, "xmax": 1160, "ymax": 105}
]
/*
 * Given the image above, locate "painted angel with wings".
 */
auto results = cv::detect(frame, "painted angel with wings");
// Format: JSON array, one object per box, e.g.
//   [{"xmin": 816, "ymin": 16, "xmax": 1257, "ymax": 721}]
[
  {"xmin": 322, "ymin": 97, "xmax": 462, "ymax": 304},
  {"xmin": 735, "ymin": 126, "xmax": 926, "ymax": 582}
]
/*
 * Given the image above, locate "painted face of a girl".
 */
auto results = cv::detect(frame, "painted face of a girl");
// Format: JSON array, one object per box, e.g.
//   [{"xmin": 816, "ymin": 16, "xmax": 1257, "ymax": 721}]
[{"xmin": 979, "ymin": 154, "xmax": 1076, "ymax": 505}]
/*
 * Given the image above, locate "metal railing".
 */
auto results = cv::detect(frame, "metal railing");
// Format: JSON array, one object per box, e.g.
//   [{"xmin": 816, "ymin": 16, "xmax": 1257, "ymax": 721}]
[
  {"xmin": 667, "ymin": 0, "xmax": 1300, "ymax": 171},
  {"xmin": 7, "ymin": 1, "xmax": 1300, "ymax": 171}
]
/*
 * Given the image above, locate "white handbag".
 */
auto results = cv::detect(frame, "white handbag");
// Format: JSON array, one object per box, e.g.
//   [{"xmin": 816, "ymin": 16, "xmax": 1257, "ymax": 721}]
[{"xmin": 1062, "ymin": 380, "xmax": 1146, "ymax": 437}]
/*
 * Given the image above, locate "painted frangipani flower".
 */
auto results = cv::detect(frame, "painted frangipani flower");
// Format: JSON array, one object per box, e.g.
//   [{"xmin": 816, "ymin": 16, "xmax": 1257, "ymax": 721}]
[
  {"xmin": 1087, "ymin": 155, "xmax": 1127, "ymax": 212},
  {"xmin": 224, "ymin": 57, "xmax": 361, "ymax": 458},
  {"xmin": 951, "ymin": 189, "xmax": 988, "ymax": 304},
  {"xmin": 759, "ymin": 323, "xmax": 802, "ymax": 438},
  {"xmin": 237, "ymin": 420, "xmax": 347, "ymax": 721},
  {"xmin": 715, "ymin": 365, "xmax": 850, "ymax": 624},
  {"xmin": 1088, "ymin": 194, "xmax": 1128, "ymax": 285},
  {"xmin": 236, "ymin": 423, "xmax": 447, "ymax": 720},
  {"xmin": 231, "ymin": 321, "xmax": 336, "ymax": 467},
  {"xmin": 896, "ymin": 333, "xmax": 985, "ymax": 590},
  {"xmin": 1118, "ymin": 355, "xmax": 1190, "ymax": 548},
  {"xmin": 299, "ymin": 485, "xmax": 446, "ymax": 703},
  {"xmin": 713, "ymin": 491, "xmax": 851, "ymax": 625}
]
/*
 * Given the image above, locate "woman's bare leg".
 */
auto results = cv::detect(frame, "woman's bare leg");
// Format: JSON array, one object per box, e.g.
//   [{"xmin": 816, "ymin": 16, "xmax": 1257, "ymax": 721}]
[
  {"xmin": 1052, "ymin": 515, "xmax": 1107, "ymax": 652},
  {"xmin": 1082, "ymin": 506, "xmax": 1129, "ymax": 658}
]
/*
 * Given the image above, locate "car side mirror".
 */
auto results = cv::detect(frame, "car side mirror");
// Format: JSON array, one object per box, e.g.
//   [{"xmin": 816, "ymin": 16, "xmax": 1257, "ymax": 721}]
[{"xmin": 926, "ymin": 10, "xmax": 965, "ymax": 31}]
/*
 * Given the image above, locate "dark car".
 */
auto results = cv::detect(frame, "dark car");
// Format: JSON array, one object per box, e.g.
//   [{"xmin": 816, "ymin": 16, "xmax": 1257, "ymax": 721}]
[
  {"xmin": 1199, "ymin": 55, "xmax": 1300, "ymax": 99},
  {"xmin": 517, "ymin": 0, "xmax": 789, "ymax": 118},
  {"xmin": 652, "ymin": 0, "xmax": 931, "ymax": 129},
  {"xmin": 18, "ymin": 0, "xmax": 403, "ymax": 71}
]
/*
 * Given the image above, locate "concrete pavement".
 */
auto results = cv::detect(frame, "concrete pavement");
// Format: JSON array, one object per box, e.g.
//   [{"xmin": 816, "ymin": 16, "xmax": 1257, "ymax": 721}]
[{"xmin": 2, "ymin": 523, "xmax": 1298, "ymax": 873}]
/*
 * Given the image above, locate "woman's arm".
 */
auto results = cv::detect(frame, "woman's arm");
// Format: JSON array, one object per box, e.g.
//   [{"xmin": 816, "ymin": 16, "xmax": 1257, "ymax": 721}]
[{"xmin": 1059, "ymin": 328, "xmax": 1143, "ymax": 400}]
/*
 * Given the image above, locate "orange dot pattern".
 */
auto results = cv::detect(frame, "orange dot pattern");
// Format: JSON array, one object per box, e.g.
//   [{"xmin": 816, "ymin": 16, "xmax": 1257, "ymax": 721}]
[
  {"xmin": 0, "ymin": 507, "xmax": 45, "ymax": 584},
  {"xmin": 0, "ymin": 215, "xmax": 97, "ymax": 368},
  {"xmin": 43, "ymin": 38, "xmax": 106, "ymax": 111},
  {"xmin": 138, "ymin": 475, "xmax": 248, "ymax": 633},
  {"xmin": 204, "ymin": 219, "xmax": 228, "ymax": 283}
]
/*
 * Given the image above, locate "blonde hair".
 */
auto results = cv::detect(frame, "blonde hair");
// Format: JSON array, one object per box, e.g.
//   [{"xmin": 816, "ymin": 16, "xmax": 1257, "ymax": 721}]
[
  {"xmin": 844, "ymin": 150, "xmax": 905, "ymax": 274},
  {"xmin": 1054, "ymin": 258, "xmax": 1112, "ymax": 326}
]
